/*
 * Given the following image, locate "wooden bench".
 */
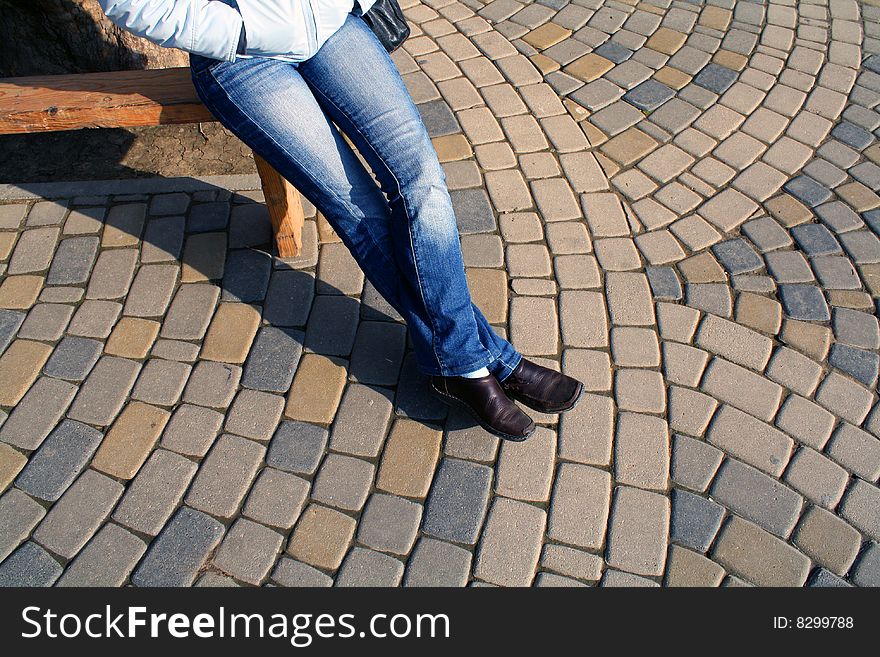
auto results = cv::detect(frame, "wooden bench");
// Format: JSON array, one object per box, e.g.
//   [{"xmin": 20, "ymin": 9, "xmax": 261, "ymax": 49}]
[{"xmin": 0, "ymin": 67, "xmax": 331, "ymax": 258}]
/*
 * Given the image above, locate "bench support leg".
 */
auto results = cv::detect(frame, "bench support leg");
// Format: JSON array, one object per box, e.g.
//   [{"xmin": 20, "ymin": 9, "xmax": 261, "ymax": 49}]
[{"xmin": 253, "ymin": 152, "xmax": 304, "ymax": 258}]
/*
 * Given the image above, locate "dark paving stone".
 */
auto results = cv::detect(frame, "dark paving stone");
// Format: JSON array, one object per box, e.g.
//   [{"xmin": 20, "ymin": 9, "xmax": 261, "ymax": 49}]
[
  {"xmin": 417, "ymin": 100, "xmax": 460, "ymax": 137},
  {"xmin": 829, "ymin": 344, "xmax": 879, "ymax": 387},
  {"xmin": 0, "ymin": 542, "xmax": 62, "ymax": 586},
  {"xmin": 271, "ymin": 557, "xmax": 333, "ymax": 587},
  {"xmin": 131, "ymin": 506, "xmax": 225, "ymax": 587},
  {"xmin": 791, "ymin": 225, "xmax": 842, "ymax": 258},
  {"xmin": 0, "ymin": 376, "xmax": 77, "ymax": 450},
  {"xmin": 221, "ymin": 248, "xmax": 272, "ymax": 302},
  {"xmin": 779, "ymin": 284, "xmax": 830, "ymax": 321},
  {"xmin": 43, "ymin": 336, "xmax": 103, "ymax": 381},
  {"xmin": 694, "ymin": 63, "xmax": 738, "ymax": 94},
  {"xmin": 303, "ymin": 294, "xmax": 360, "ymax": 356},
  {"xmin": 712, "ymin": 239, "xmax": 763, "ymax": 275},
  {"xmin": 15, "ymin": 420, "xmax": 103, "ymax": 502},
  {"xmin": 46, "ymin": 237, "xmax": 99, "ymax": 285},
  {"xmin": 866, "ymin": 209, "xmax": 880, "ymax": 237},
  {"xmin": 422, "ymin": 458, "xmax": 492, "ymax": 544},
  {"xmin": 404, "ymin": 537, "xmax": 473, "ymax": 587},
  {"xmin": 784, "ymin": 176, "xmax": 833, "ymax": 207},
  {"xmin": 594, "ymin": 41, "xmax": 633, "ymax": 64},
  {"xmin": 150, "ymin": 192, "xmax": 190, "ymax": 216},
  {"xmin": 242, "ymin": 326, "xmax": 304, "ymax": 393},
  {"xmin": 450, "ymin": 189, "xmax": 497, "ymax": 234},
  {"xmin": 394, "ymin": 353, "xmax": 448, "ymax": 420},
  {"xmin": 864, "ymin": 55, "xmax": 880, "ymax": 74},
  {"xmin": 187, "ymin": 201, "xmax": 229, "ymax": 232},
  {"xmin": 831, "ymin": 121, "xmax": 875, "ymax": 151},
  {"xmin": 808, "ymin": 568, "xmax": 852, "ymax": 587},
  {"xmin": 361, "ymin": 279, "xmax": 403, "ymax": 322},
  {"xmin": 670, "ymin": 488, "xmax": 725, "ymax": 553},
  {"xmin": 263, "ymin": 270, "xmax": 315, "ymax": 327},
  {"xmin": 0, "ymin": 309, "xmax": 25, "ymax": 355},
  {"xmin": 57, "ymin": 523, "xmax": 147, "ymax": 587},
  {"xmin": 646, "ymin": 266, "xmax": 682, "ymax": 300},
  {"xmin": 623, "ymin": 79, "xmax": 675, "ymax": 111},
  {"xmin": 349, "ymin": 321, "xmax": 407, "ymax": 385},
  {"xmin": 266, "ymin": 420, "xmax": 328, "ymax": 476},
  {"xmin": 229, "ymin": 204, "xmax": 273, "ymax": 248},
  {"xmin": 142, "ymin": 216, "xmax": 185, "ymax": 262},
  {"xmin": 852, "ymin": 542, "xmax": 880, "ymax": 587}
]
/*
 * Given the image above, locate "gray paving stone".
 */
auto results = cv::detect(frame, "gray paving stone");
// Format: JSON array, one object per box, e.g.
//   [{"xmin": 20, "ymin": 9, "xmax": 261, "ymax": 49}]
[
  {"xmin": 311, "ymin": 453, "xmax": 375, "ymax": 512},
  {"xmin": 712, "ymin": 239, "xmax": 762, "ymax": 275},
  {"xmin": 330, "ymin": 384, "xmax": 394, "ymax": 458},
  {"xmin": 266, "ymin": 420, "xmax": 328, "ymax": 476},
  {"xmin": 160, "ymin": 284, "xmax": 220, "ymax": 340},
  {"xmin": 271, "ymin": 558, "xmax": 333, "ymax": 587},
  {"xmin": 221, "ymin": 249, "xmax": 272, "ymax": 302},
  {"xmin": 224, "ymin": 389, "xmax": 284, "ymax": 441},
  {"xmin": 839, "ymin": 479, "xmax": 880, "ymax": 542},
  {"xmin": 15, "ymin": 420, "xmax": 103, "ymax": 502},
  {"xmin": 766, "ymin": 251, "xmax": 814, "ymax": 284},
  {"xmin": 840, "ymin": 231, "xmax": 880, "ymax": 264},
  {"xmin": 670, "ymin": 489, "xmax": 725, "ymax": 553},
  {"xmin": 112, "ymin": 449, "xmax": 198, "ymax": 536},
  {"xmin": 646, "ymin": 266, "xmax": 683, "ymax": 300},
  {"xmin": 0, "ymin": 542, "xmax": 62, "ymax": 586},
  {"xmin": 229, "ymin": 203, "xmax": 272, "ymax": 248},
  {"xmin": 831, "ymin": 121, "xmax": 875, "ymax": 150},
  {"xmin": 349, "ymin": 321, "xmax": 407, "ymax": 386},
  {"xmin": 0, "ymin": 310, "xmax": 25, "ymax": 355},
  {"xmin": 304, "ymin": 294, "xmax": 360, "ymax": 356},
  {"xmin": 185, "ymin": 434, "xmax": 265, "ymax": 519},
  {"xmin": 67, "ymin": 356, "xmax": 142, "ymax": 426},
  {"xmin": 336, "ymin": 547, "xmax": 404, "ymax": 587},
  {"xmin": 778, "ymin": 285, "xmax": 830, "ymax": 321},
  {"xmin": 833, "ymin": 308, "xmax": 880, "ymax": 350},
  {"xmin": 188, "ymin": 201, "xmax": 229, "ymax": 232},
  {"xmin": 671, "ymin": 434, "xmax": 724, "ymax": 493},
  {"xmin": 123, "ymin": 264, "xmax": 178, "ymax": 317},
  {"xmin": 594, "ymin": 41, "xmax": 633, "ymax": 64},
  {"xmin": 212, "ymin": 517, "xmax": 284, "ymax": 585},
  {"xmin": 243, "ymin": 467, "xmax": 309, "ymax": 530},
  {"xmin": 132, "ymin": 506, "xmax": 225, "ymax": 587},
  {"xmin": 0, "ymin": 488, "xmax": 46, "ymax": 562},
  {"xmin": 0, "ymin": 376, "xmax": 77, "ymax": 450},
  {"xmin": 711, "ymin": 459, "xmax": 803, "ymax": 538},
  {"xmin": 360, "ymin": 278, "xmax": 403, "ymax": 322},
  {"xmin": 417, "ymin": 99, "xmax": 460, "ymax": 137},
  {"xmin": 357, "ymin": 493, "xmax": 423, "ymax": 556},
  {"xmin": 150, "ymin": 192, "xmax": 190, "ymax": 216},
  {"xmin": 852, "ymin": 543, "xmax": 880, "ymax": 588},
  {"xmin": 809, "ymin": 569, "xmax": 852, "ymax": 588},
  {"xmin": 86, "ymin": 249, "xmax": 138, "ymax": 299},
  {"xmin": 623, "ymin": 79, "xmax": 675, "ymax": 111},
  {"xmin": 18, "ymin": 303, "xmax": 73, "ymax": 341},
  {"xmin": 450, "ymin": 188, "xmax": 497, "ymax": 234},
  {"xmin": 686, "ymin": 283, "xmax": 732, "ymax": 317},
  {"xmin": 394, "ymin": 353, "xmax": 449, "ymax": 420},
  {"xmin": 142, "ymin": 216, "xmax": 186, "ymax": 263},
  {"xmin": 812, "ymin": 256, "xmax": 860, "ymax": 290},
  {"xmin": 829, "ymin": 344, "xmax": 879, "ymax": 387},
  {"xmin": 46, "ymin": 236, "xmax": 99, "ymax": 285},
  {"xmin": 263, "ymin": 270, "xmax": 315, "ymax": 327},
  {"xmin": 827, "ymin": 423, "xmax": 880, "ymax": 483},
  {"xmin": 241, "ymin": 326, "xmax": 303, "ymax": 393},
  {"xmin": 423, "ymin": 458, "xmax": 493, "ymax": 544},
  {"xmin": 182, "ymin": 361, "xmax": 241, "ymax": 408},
  {"xmin": 404, "ymin": 537, "xmax": 473, "ymax": 587},
  {"xmin": 56, "ymin": 523, "xmax": 147, "ymax": 587},
  {"xmin": 131, "ymin": 358, "xmax": 191, "ymax": 406},
  {"xmin": 32, "ymin": 469, "xmax": 123, "ymax": 560},
  {"xmin": 0, "ymin": 203, "xmax": 27, "ymax": 229},
  {"xmin": 784, "ymin": 176, "xmax": 833, "ymax": 207},
  {"xmin": 600, "ymin": 569, "xmax": 659, "ymax": 587},
  {"xmin": 791, "ymin": 224, "xmax": 842, "ymax": 256},
  {"xmin": 7, "ymin": 226, "xmax": 59, "ymax": 274},
  {"xmin": 741, "ymin": 217, "xmax": 792, "ymax": 253},
  {"xmin": 694, "ymin": 63, "xmax": 739, "ymax": 94},
  {"xmin": 816, "ymin": 201, "xmax": 864, "ymax": 234}
]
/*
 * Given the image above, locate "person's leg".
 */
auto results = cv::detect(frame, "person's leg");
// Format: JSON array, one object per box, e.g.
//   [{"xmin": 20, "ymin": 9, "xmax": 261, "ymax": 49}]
[{"xmin": 297, "ymin": 13, "xmax": 522, "ymax": 381}]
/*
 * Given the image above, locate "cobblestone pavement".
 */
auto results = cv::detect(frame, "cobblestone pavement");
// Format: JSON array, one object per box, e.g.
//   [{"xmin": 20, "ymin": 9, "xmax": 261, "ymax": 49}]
[{"xmin": 1, "ymin": 0, "xmax": 879, "ymax": 587}]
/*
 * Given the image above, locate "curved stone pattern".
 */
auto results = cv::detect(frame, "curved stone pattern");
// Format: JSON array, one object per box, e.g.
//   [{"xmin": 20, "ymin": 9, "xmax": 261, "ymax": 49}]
[{"xmin": 0, "ymin": 0, "xmax": 878, "ymax": 587}]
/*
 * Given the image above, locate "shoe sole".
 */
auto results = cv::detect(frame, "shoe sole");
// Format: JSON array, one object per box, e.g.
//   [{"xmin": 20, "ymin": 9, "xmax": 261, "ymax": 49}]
[
  {"xmin": 429, "ymin": 385, "xmax": 535, "ymax": 442},
  {"xmin": 506, "ymin": 380, "xmax": 585, "ymax": 414}
]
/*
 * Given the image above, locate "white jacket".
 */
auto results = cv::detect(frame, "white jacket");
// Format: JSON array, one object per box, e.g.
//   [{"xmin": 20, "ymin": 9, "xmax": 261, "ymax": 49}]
[{"xmin": 99, "ymin": 0, "xmax": 378, "ymax": 63}]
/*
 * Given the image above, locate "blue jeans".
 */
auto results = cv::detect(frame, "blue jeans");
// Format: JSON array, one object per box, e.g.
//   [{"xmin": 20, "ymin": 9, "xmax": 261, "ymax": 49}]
[{"xmin": 189, "ymin": 11, "xmax": 522, "ymax": 379}]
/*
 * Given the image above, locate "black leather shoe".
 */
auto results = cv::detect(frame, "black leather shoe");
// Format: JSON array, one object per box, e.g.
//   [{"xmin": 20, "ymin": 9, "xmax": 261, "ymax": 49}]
[
  {"xmin": 500, "ymin": 358, "xmax": 584, "ymax": 413},
  {"xmin": 430, "ymin": 374, "xmax": 535, "ymax": 441}
]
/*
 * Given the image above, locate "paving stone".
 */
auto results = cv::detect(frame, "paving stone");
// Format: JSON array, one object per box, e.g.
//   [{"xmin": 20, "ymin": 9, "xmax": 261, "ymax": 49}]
[
  {"xmin": 685, "ymin": 284, "xmax": 732, "ymax": 318},
  {"xmin": 325, "ymin": 383, "xmax": 394, "ymax": 458},
  {"xmin": 670, "ymin": 487, "xmax": 725, "ymax": 553},
  {"xmin": 0, "ymin": 541, "xmax": 62, "ymax": 586},
  {"xmin": 0, "ymin": 275, "xmax": 43, "ymax": 310},
  {"xmin": 56, "ymin": 523, "xmax": 147, "ymax": 587},
  {"xmin": 827, "ymin": 423, "xmax": 880, "ymax": 483},
  {"xmin": 160, "ymin": 284, "xmax": 220, "ymax": 340},
  {"xmin": 303, "ymin": 295, "xmax": 359, "ymax": 357},
  {"xmin": 0, "ymin": 488, "xmax": 45, "ymax": 562},
  {"xmin": 32, "ymin": 469, "xmax": 123, "ymax": 560},
  {"xmin": 16, "ymin": 303, "xmax": 72, "ymax": 342},
  {"xmin": 132, "ymin": 506, "xmax": 225, "ymax": 587},
  {"xmin": 67, "ymin": 356, "xmax": 142, "ymax": 426},
  {"xmin": 662, "ymin": 342, "xmax": 710, "ymax": 389},
  {"xmin": 701, "ymin": 357, "xmax": 783, "ymax": 424},
  {"xmin": 271, "ymin": 558, "xmax": 332, "ymax": 587},
  {"xmin": 423, "ymin": 458, "xmax": 492, "ymax": 544},
  {"xmin": 815, "ymin": 372, "xmax": 874, "ymax": 426},
  {"xmin": 46, "ymin": 236, "xmax": 98, "ymax": 285},
  {"xmin": 0, "ymin": 376, "xmax": 76, "ymax": 450},
  {"xmin": 623, "ymin": 79, "xmax": 675, "ymax": 111},
  {"xmin": 784, "ymin": 176, "xmax": 833, "ymax": 207},
  {"xmin": 373, "ymin": 419, "xmax": 441, "ymax": 500},
  {"xmin": 187, "ymin": 202, "xmax": 229, "ymax": 233},
  {"xmin": 494, "ymin": 425, "xmax": 555, "ymax": 502},
  {"xmin": 614, "ymin": 413, "xmax": 668, "ymax": 491},
  {"xmin": 91, "ymin": 401, "xmax": 170, "ymax": 480},
  {"xmin": 131, "ymin": 358, "xmax": 191, "ymax": 406},
  {"xmin": 671, "ymin": 434, "xmax": 723, "ymax": 494},
  {"xmin": 186, "ymin": 434, "xmax": 265, "ymax": 519},
  {"xmin": 547, "ymin": 463, "xmax": 611, "ymax": 550},
  {"xmin": 286, "ymin": 504, "xmax": 355, "ymax": 571},
  {"xmin": 0, "ymin": 340, "xmax": 52, "ymax": 407},
  {"xmin": 511, "ymin": 295, "xmax": 559, "ymax": 354},
  {"xmin": 356, "ymin": 493, "xmax": 423, "ymax": 557},
  {"xmin": 474, "ymin": 497, "xmax": 545, "ymax": 587},
  {"xmin": 336, "ymin": 547, "xmax": 404, "ymax": 587},
  {"xmin": 696, "ymin": 314, "xmax": 772, "ymax": 372},
  {"xmin": 221, "ymin": 249, "xmax": 272, "ymax": 303},
  {"xmin": 182, "ymin": 361, "xmax": 241, "ymax": 408},
  {"xmin": 735, "ymin": 293, "xmax": 782, "ymax": 335},
  {"xmin": 200, "ymin": 302, "xmax": 261, "ymax": 364},
  {"xmin": 665, "ymin": 544, "xmax": 726, "ymax": 587},
  {"xmin": 394, "ymin": 353, "xmax": 448, "ymax": 421},
  {"xmin": 600, "ymin": 569, "xmax": 659, "ymax": 587},
  {"xmin": 646, "ymin": 266, "xmax": 682, "ymax": 300},
  {"xmin": 708, "ymin": 404, "xmax": 793, "ymax": 477},
  {"xmin": 311, "ymin": 453, "xmax": 374, "ymax": 512},
  {"xmin": 404, "ymin": 537, "xmax": 472, "ymax": 587},
  {"xmin": 780, "ymin": 319, "xmax": 832, "ymax": 361},
  {"xmin": 792, "ymin": 506, "xmax": 861, "ymax": 578},
  {"xmin": 243, "ymin": 467, "xmax": 309, "ymax": 530},
  {"xmin": 86, "ymin": 249, "xmax": 138, "ymax": 300},
  {"xmin": 212, "ymin": 518, "xmax": 284, "ymax": 585},
  {"xmin": 607, "ymin": 485, "xmax": 669, "ymax": 577},
  {"xmin": 112, "ymin": 448, "xmax": 198, "ymax": 535},
  {"xmin": 694, "ymin": 62, "xmax": 738, "ymax": 94},
  {"xmin": 839, "ymin": 479, "xmax": 880, "ymax": 541},
  {"xmin": 667, "ymin": 386, "xmax": 718, "ymax": 438},
  {"xmin": 713, "ymin": 516, "xmax": 810, "ymax": 587},
  {"xmin": 829, "ymin": 344, "xmax": 879, "ymax": 387},
  {"xmin": 765, "ymin": 347, "xmax": 823, "ymax": 397},
  {"xmin": 101, "ymin": 203, "xmax": 145, "ymax": 247},
  {"xmin": 778, "ymin": 284, "xmax": 830, "ymax": 322},
  {"xmin": 224, "ymin": 389, "xmax": 285, "ymax": 442},
  {"xmin": 105, "ymin": 318, "xmax": 160, "ymax": 359},
  {"xmin": 852, "ymin": 543, "xmax": 880, "ymax": 588}
]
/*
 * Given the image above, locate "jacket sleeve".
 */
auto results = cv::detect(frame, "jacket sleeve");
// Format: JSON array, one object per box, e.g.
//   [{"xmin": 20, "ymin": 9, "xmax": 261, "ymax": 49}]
[{"xmin": 99, "ymin": 0, "xmax": 244, "ymax": 62}]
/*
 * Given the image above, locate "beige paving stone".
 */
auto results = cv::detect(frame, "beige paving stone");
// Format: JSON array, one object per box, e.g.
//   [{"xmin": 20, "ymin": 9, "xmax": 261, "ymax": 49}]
[
  {"xmin": 557, "ymin": 391, "xmax": 613, "ymax": 465},
  {"xmin": 0, "ymin": 442, "xmax": 27, "ymax": 491},
  {"xmin": 466, "ymin": 268, "xmax": 508, "ymax": 324},
  {"xmin": 559, "ymin": 151, "xmax": 609, "ymax": 194},
  {"xmin": 665, "ymin": 545, "xmax": 725, "ymax": 587},
  {"xmin": 646, "ymin": 27, "xmax": 687, "ymax": 55},
  {"xmin": 582, "ymin": 192, "xmax": 629, "ymax": 237},
  {"xmin": 91, "ymin": 401, "xmax": 170, "ymax": 480},
  {"xmin": 663, "ymin": 342, "xmax": 710, "ymax": 388},
  {"xmin": 496, "ymin": 426, "xmax": 556, "ymax": 502},
  {"xmin": 735, "ymin": 293, "xmax": 782, "ymax": 335},
  {"xmin": 698, "ymin": 189, "xmax": 758, "ymax": 232},
  {"xmin": 815, "ymin": 373, "xmax": 874, "ymax": 427},
  {"xmin": 616, "ymin": 369, "xmax": 666, "ymax": 414},
  {"xmin": 793, "ymin": 507, "xmax": 861, "ymax": 576},
  {"xmin": 611, "ymin": 326, "xmax": 660, "ymax": 367},
  {"xmin": 522, "ymin": 22, "xmax": 572, "ymax": 50},
  {"xmin": 669, "ymin": 215, "xmax": 722, "ymax": 251},
  {"xmin": 0, "ymin": 340, "xmax": 52, "ymax": 406},
  {"xmin": 678, "ymin": 252, "xmax": 726, "ymax": 284},
  {"xmin": 695, "ymin": 314, "xmax": 773, "ymax": 372},
  {"xmin": 499, "ymin": 212, "xmax": 543, "ymax": 243},
  {"xmin": 511, "ymin": 296, "xmax": 558, "ymax": 355},
  {"xmin": 540, "ymin": 114, "xmax": 591, "ymax": 152},
  {"xmin": 712, "ymin": 49, "xmax": 746, "ymax": 71},
  {"xmin": 638, "ymin": 145, "xmax": 695, "ymax": 184},
  {"xmin": 765, "ymin": 194, "xmax": 813, "ymax": 228},
  {"xmin": 105, "ymin": 318, "xmax": 160, "ymax": 359},
  {"xmin": 708, "ymin": 405, "xmax": 794, "ymax": 477},
  {"xmin": 548, "ymin": 464, "xmax": 611, "ymax": 550},
  {"xmin": 200, "ymin": 302, "xmax": 261, "ymax": 364},
  {"xmin": 483, "ymin": 84, "xmax": 528, "ymax": 118},
  {"xmin": 653, "ymin": 66, "xmax": 691, "ymax": 90},
  {"xmin": 287, "ymin": 504, "xmax": 356, "ymax": 571},
  {"xmin": 634, "ymin": 230, "xmax": 685, "ymax": 265},
  {"xmin": 530, "ymin": 52, "xmax": 560, "ymax": 75},
  {"xmin": 561, "ymin": 350, "xmax": 611, "ymax": 393},
  {"xmin": 657, "ymin": 302, "xmax": 700, "ymax": 343},
  {"xmin": 836, "ymin": 182, "xmax": 880, "ymax": 213},
  {"xmin": 485, "ymin": 169, "xmax": 532, "ymax": 212},
  {"xmin": 432, "ymin": 134, "xmax": 473, "ymax": 162},
  {"xmin": 475, "ymin": 142, "xmax": 517, "ymax": 171},
  {"xmin": 558, "ymin": 290, "xmax": 607, "ymax": 348},
  {"xmin": 668, "ymin": 386, "xmax": 718, "ymax": 437},
  {"xmin": 564, "ymin": 53, "xmax": 614, "ymax": 82},
  {"xmin": 284, "ymin": 354, "xmax": 347, "ymax": 424},
  {"xmin": 530, "ymin": 177, "xmax": 580, "ymax": 221},
  {"xmin": 458, "ymin": 106, "xmax": 504, "ymax": 144},
  {"xmin": 780, "ymin": 319, "xmax": 831, "ymax": 361},
  {"xmin": 713, "ymin": 516, "xmax": 810, "ymax": 587},
  {"xmin": 701, "ymin": 357, "xmax": 783, "ymax": 422},
  {"xmin": 601, "ymin": 128, "xmax": 658, "ymax": 167},
  {"xmin": 606, "ymin": 485, "xmax": 670, "ymax": 576},
  {"xmin": 765, "ymin": 347, "xmax": 823, "ymax": 397},
  {"xmin": 0, "ymin": 275, "xmax": 43, "ymax": 309},
  {"xmin": 775, "ymin": 395, "xmax": 836, "ymax": 450},
  {"xmin": 437, "ymin": 77, "xmax": 482, "ymax": 110},
  {"xmin": 595, "ymin": 238, "xmax": 641, "ymax": 271},
  {"xmin": 520, "ymin": 152, "xmax": 560, "ymax": 179},
  {"xmin": 376, "ymin": 419, "xmax": 441, "ymax": 499},
  {"xmin": 615, "ymin": 412, "xmax": 668, "ymax": 490}
]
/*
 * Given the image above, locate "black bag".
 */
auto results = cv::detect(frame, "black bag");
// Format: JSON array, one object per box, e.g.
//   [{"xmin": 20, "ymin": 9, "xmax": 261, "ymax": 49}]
[{"xmin": 359, "ymin": 0, "xmax": 410, "ymax": 53}]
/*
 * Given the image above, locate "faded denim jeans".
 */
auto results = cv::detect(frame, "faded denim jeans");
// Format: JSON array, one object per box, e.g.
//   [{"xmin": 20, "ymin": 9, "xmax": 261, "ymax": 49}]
[{"xmin": 189, "ymin": 10, "xmax": 522, "ymax": 379}]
